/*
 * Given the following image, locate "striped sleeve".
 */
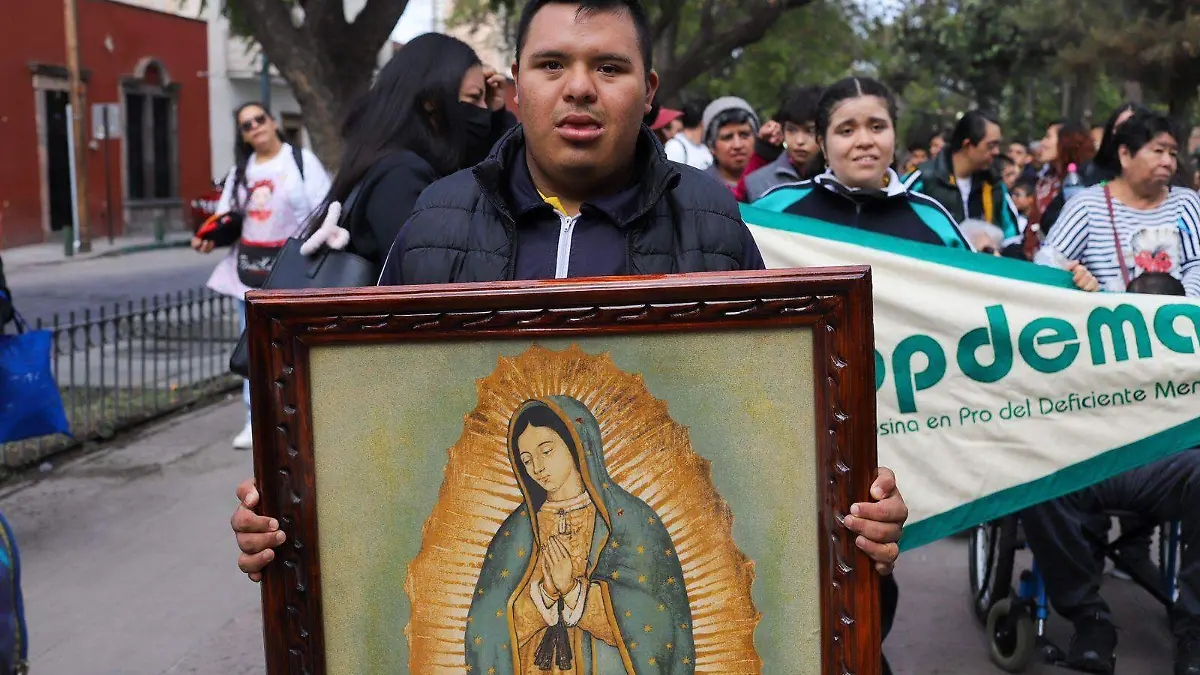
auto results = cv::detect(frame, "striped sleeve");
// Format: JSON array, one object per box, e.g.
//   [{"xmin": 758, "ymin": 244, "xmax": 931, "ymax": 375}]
[
  {"xmin": 1041, "ymin": 190, "xmax": 1094, "ymax": 262},
  {"xmin": 1178, "ymin": 190, "xmax": 1200, "ymax": 297}
]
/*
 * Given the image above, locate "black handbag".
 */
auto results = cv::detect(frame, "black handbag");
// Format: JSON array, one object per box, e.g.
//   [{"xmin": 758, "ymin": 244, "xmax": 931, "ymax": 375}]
[{"xmin": 229, "ymin": 185, "xmax": 377, "ymax": 378}]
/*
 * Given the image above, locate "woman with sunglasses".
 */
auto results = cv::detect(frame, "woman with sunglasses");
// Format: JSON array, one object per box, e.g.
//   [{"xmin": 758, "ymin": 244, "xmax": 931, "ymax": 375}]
[{"xmin": 194, "ymin": 102, "xmax": 332, "ymax": 450}]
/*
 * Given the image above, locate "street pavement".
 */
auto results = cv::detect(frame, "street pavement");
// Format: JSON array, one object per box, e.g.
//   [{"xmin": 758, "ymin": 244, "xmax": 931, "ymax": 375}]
[
  {"xmin": 4, "ymin": 400, "xmax": 1177, "ymax": 674},
  {"xmin": 5, "ymin": 241, "xmax": 217, "ymax": 326},
  {"xmin": 888, "ymin": 539, "xmax": 1175, "ymax": 674},
  {"xmin": 3, "ymin": 400, "xmax": 263, "ymax": 675}
]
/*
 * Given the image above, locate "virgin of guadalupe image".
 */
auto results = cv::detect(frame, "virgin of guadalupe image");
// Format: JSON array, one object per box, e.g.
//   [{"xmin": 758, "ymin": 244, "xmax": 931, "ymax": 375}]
[{"xmin": 465, "ymin": 396, "xmax": 695, "ymax": 674}]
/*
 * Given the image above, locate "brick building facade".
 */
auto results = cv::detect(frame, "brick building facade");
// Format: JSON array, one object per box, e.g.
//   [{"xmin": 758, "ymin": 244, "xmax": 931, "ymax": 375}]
[{"xmin": 0, "ymin": 0, "xmax": 210, "ymax": 248}]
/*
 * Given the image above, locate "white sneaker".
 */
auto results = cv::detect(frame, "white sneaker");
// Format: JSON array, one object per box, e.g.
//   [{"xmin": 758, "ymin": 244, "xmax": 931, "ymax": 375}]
[{"xmin": 233, "ymin": 424, "xmax": 254, "ymax": 450}]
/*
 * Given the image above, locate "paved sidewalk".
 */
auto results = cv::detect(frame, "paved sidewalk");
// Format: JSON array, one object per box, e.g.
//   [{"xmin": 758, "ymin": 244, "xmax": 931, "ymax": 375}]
[
  {"xmin": 3, "ymin": 235, "xmax": 192, "ymax": 274},
  {"xmin": 3, "ymin": 399, "xmax": 266, "ymax": 675},
  {"xmin": 887, "ymin": 537, "xmax": 1174, "ymax": 674},
  {"xmin": 0, "ymin": 397, "xmax": 1177, "ymax": 674}
]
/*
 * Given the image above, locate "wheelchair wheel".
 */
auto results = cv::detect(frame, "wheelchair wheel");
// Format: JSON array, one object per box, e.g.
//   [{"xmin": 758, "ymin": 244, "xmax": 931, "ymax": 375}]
[
  {"xmin": 986, "ymin": 597, "xmax": 1036, "ymax": 672},
  {"xmin": 969, "ymin": 517, "xmax": 1017, "ymax": 624}
]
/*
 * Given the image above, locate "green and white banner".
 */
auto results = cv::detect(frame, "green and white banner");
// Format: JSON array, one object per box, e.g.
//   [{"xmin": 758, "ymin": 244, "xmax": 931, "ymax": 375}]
[{"xmin": 743, "ymin": 204, "xmax": 1200, "ymax": 550}]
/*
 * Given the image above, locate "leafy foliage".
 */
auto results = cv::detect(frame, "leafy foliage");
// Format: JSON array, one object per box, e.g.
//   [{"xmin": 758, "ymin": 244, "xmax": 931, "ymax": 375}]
[
  {"xmin": 450, "ymin": 0, "xmax": 820, "ymax": 101},
  {"xmin": 682, "ymin": 0, "xmax": 863, "ymax": 112},
  {"xmin": 878, "ymin": 0, "xmax": 1200, "ymax": 143},
  {"xmin": 881, "ymin": 0, "xmax": 1056, "ymax": 115}
]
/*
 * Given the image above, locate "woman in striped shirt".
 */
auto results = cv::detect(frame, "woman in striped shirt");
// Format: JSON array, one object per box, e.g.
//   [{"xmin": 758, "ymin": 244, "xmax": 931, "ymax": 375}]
[{"xmin": 1038, "ymin": 109, "xmax": 1200, "ymax": 297}]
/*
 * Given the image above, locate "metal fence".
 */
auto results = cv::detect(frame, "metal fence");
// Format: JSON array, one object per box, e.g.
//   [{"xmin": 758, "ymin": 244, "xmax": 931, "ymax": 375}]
[{"xmin": 3, "ymin": 289, "xmax": 242, "ymax": 468}]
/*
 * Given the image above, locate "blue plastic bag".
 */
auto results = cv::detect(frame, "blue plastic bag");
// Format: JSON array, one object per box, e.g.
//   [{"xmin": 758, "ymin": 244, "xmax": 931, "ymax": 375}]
[{"xmin": 0, "ymin": 311, "xmax": 70, "ymax": 444}]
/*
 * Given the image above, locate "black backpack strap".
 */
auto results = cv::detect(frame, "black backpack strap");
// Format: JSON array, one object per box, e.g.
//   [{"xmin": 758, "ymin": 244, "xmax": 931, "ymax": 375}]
[
  {"xmin": 292, "ymin": 143, "xmax": 305, "ymax": 182},
  {"xmin": 339, "ymin": 181, "xmax": 368, "ymax": 228}
]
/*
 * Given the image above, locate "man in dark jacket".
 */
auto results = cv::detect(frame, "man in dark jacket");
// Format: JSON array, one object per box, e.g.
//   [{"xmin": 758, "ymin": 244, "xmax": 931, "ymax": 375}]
[
  {"xmin": 378, "ymin": 121, "xmax": 762, "ymax": 283},
  {"xmin": 237, "ymin": 0, "xmax": 909, "ymax": 656},
  {"xmin": 379, "ymin": 0, "xmax": 768, "ymax": 284},
  {"xmin": 908, "ymin": 111, "xmax": 1021, "ymax": 243},
  {"xmin": 379, "ymin": 2, "xmax": 902, "ymax": 670}
]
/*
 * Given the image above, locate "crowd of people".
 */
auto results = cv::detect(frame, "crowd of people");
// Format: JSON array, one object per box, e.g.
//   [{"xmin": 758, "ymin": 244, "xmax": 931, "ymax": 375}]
[
  {"xmin": 651, "ymin": 87, "xmax": 1200, "ymax": 296},
  {"xmin": 202, "ymin": 0, "xmax": 1200, "ymax": 673}
]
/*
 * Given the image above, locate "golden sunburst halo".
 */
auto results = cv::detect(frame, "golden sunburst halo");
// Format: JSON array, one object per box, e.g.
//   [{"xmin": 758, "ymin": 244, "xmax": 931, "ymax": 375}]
[{"xmin": 403, "ymin": 344, "xmax": 762, "ymax": 673}]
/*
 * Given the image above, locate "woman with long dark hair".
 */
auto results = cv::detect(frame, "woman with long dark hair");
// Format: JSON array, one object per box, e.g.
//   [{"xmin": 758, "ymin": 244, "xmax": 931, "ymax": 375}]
[
  {"xmin": 300, "ymin": 33, "xmax": 514, "ymax": 267},
  {"xmin": 194, "ymin": 102, "xmax": 331, "ymax": 449},
  {"xmin": 753, "ymin": 77, "xmax": 972, "ymax": 249},
  {"xmin": 753, "ymin": 76, "xmax": 1006, "ymax": 675}
]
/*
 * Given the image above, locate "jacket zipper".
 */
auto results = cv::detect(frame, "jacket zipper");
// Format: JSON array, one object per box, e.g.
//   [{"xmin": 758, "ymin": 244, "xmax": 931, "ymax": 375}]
[{"xmin": 554, "ymin": 211, "xmax": 579, "ymax": 278}]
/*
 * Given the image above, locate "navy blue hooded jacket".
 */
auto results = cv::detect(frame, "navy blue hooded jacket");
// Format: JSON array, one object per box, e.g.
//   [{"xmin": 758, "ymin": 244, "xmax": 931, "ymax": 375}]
[{"xmin": 378, "ymin": 125, "xmax": 764, "ymax": 285}]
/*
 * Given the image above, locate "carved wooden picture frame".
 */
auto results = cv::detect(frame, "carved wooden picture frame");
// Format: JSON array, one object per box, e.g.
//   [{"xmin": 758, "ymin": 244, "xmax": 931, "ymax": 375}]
[{"xmin": 247, "ymin": 268, "xmax": 879, "ymax": 675}]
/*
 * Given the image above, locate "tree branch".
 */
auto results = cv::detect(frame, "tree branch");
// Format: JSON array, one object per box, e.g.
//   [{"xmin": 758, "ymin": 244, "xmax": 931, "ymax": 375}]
[
  {"xmin": 658, "ymin": 0, "xmax": 813, "ymax": 96},
  {"xmin": 351, "ymin": 0, "xmax": 409, "ymax": 54},
  {"xmin": 696, "ymin": 0, "xmax": 718, "ymax": 43},
  {"xmin": 235, "ymin": 0, "xmax": 304, "ymax": 66},
  {"xmin": 301, "ymin": 0, "xmax": 347, "ymax": 39},
  {"xmin": 650, "ymin": 0, "xmax": 686, "ymax": 43}
]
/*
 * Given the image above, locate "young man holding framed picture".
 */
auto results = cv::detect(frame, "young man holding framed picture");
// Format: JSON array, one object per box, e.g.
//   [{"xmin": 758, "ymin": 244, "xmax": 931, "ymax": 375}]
[{"xmin": 232, "ymin": 0, "xmax": 909, "ymax": 666}]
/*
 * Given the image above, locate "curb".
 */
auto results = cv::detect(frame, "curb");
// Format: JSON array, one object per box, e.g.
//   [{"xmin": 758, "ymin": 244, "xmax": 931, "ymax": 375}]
[
  {"xmin": 10, "ymin": 238, "xmax": 193, "ymax": 271},
  {"xmin": 97, "ymin": 238, "xmax": 192, "ymax": 258}
]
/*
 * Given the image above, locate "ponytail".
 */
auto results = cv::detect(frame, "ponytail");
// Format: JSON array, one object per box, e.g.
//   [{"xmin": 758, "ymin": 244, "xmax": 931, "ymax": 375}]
[{"xmin": 809, "ymin": 77, "xmax": 899, "ymax": 180}]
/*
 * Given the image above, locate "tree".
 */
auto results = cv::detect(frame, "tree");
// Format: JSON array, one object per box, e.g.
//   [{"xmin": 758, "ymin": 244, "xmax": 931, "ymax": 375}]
[
  {"xmin": 214, "ymin": 0, "xmax": 409, "ymax": 164},
  {"xmin": 450, "ymin": 0, "xmax": 818, "ymax": 103},
  {"xmin": 1052, "ymin": 0, "xmax": 1200, "ymax": 130},
  {"xmin": 683, "ymin": 0, "xmax": 863, "ymax": 113},
  {"xmin": 881, "ymin": 0, "xmax": 1057, "ymax": 116},
  {"xmin": 873, "ymin": 0, "xmax": 1139, "ymax": 143},
  {"xmin": 647, "ymin": 0, "xmax": 818, "ymax": 101}
]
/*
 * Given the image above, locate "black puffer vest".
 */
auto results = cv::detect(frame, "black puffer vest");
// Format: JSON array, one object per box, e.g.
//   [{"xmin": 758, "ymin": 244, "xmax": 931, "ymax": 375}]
[{"xmin": 390, "ymin": 125, "xmax": 753, "ymax": 284}]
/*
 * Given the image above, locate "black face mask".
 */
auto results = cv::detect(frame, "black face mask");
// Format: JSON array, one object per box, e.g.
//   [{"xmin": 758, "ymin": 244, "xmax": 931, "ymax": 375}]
[{"xmin": 459, "ymin": 102, "xmax": 494, "ymax": 163}]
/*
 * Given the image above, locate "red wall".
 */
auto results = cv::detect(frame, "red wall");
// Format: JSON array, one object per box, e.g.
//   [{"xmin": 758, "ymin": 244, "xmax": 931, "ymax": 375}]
[{"xmin": 0, "ymin": 0, "xmax": 210, "ymax": 249}]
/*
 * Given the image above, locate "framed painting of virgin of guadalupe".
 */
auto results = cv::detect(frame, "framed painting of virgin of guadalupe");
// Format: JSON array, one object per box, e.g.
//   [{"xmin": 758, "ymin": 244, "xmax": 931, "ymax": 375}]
[{"xmin": 245, "ymin": 268, "xmax": 880, "ymax": 675}]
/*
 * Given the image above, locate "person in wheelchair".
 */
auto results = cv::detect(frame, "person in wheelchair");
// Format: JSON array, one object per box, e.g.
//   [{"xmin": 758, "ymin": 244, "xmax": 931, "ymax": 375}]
[{"xmin": 1022, "ymin": 448, "xmax": 1200, "ymax": 675}]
